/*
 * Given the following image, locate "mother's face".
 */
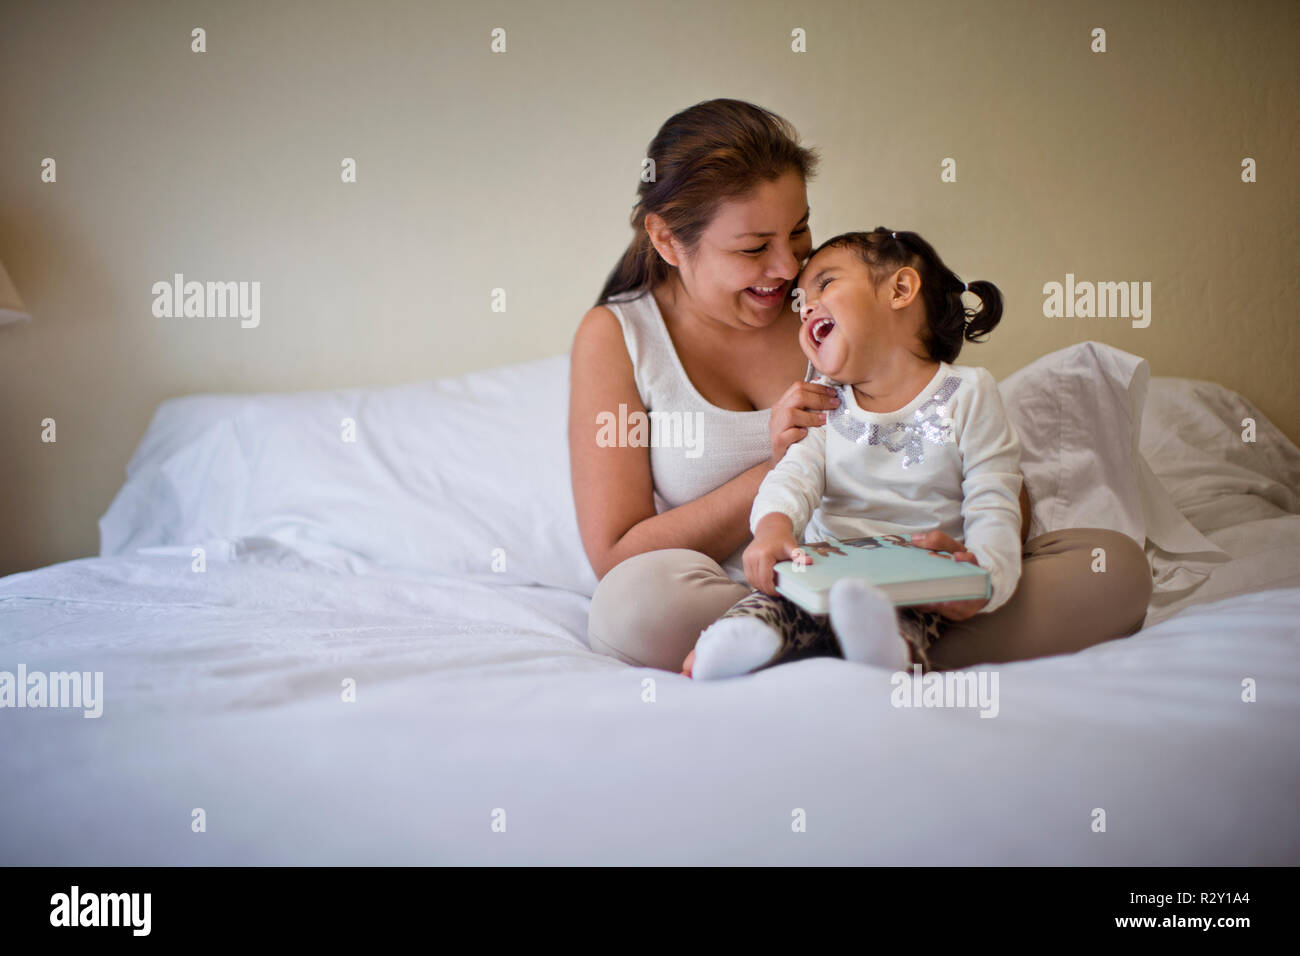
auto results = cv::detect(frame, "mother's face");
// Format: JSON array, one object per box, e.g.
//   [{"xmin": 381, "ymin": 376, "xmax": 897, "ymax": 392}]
[{"xmin": 665, "ymin": 170, "xmax": 813, "ymax": 330}]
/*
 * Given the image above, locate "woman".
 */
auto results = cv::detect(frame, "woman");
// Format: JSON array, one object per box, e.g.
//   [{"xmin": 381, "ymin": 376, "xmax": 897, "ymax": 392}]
[{"xmin": 568, "ymin": 99, "xmax": 1151, "ymax": 673}]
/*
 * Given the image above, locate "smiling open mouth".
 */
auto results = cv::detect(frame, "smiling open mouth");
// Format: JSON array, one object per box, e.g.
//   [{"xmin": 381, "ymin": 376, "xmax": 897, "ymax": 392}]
[
  {"xmin": 809, "ymin": 317, "xmax": 835, "ymax": 347},
  {"xmin": 745, "ymin": 282, "xmax": 788, "ymax": 303}
]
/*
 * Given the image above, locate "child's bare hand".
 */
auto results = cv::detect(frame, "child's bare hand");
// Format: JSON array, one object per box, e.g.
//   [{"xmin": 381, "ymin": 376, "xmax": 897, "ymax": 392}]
[
  {"xmin": 743, "ymin": 533, "xmax": 810, "ymax": 596},
  {"xmin": 907, "ymin": 530, "xmax": 988, "ymax": 620},
  {"xmin": 681, "ymin": 648, "xmax": 695, "ymax": 677}
]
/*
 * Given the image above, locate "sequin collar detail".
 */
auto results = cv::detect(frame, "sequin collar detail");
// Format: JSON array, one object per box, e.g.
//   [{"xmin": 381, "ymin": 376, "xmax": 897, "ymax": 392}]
[{"xmin": 825, "ymin": 372, "xmax": 962, "ymax": 469}]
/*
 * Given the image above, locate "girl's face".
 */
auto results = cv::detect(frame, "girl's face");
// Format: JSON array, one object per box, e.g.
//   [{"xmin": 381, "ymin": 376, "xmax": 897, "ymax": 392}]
[
  {"xmin": 667, "ymin": 169, "xmax": 813, "ymax": 329},
  {"xmin": 795, "ymin": 245, "xmax": 920, "ymax": 382}
]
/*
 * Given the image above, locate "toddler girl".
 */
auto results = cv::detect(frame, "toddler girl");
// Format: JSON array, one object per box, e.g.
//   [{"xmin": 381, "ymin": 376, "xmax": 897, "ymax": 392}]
[{"xmin": 689, "ymin": 227, "xmax": 1023, "ymax": 678}]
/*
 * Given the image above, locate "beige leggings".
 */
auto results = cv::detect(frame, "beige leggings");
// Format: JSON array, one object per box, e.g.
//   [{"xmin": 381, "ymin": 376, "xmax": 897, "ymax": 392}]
[{"xmin": 587, "ymin": 529, "xmax": 1154, "ymax": 672}]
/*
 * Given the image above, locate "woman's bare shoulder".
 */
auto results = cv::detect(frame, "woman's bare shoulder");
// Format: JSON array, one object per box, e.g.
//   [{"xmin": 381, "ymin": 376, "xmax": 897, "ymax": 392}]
[
  {"xmin": 570, "ymin": 304, "xmax": 637, "ymax": 397},
  {"xmin": 572, "ymin": 304, "xmax": 626, "ymax": 363},
  {"xmin": 573, "ymin": 303, "xmax": 620, "ymax": 340}
]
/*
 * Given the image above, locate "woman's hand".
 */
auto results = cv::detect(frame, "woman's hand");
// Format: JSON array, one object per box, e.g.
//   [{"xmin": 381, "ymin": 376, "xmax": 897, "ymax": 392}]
[
  {"xmin": 907, "ymin": 530, "xmax": 989, "ymax": 621},
  {"xmin": 769, "ymin": 381, "xmax": 840, "ymax": 466}
]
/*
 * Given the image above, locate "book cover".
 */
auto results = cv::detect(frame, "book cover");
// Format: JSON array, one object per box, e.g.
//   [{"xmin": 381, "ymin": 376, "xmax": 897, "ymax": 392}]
[{"xmin": 773, "ymin": 534, "xmax": 990, "ymax": 616}]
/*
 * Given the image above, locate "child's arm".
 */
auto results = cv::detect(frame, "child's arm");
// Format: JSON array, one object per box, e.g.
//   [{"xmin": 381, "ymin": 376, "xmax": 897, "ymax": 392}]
[
  {"xmin": 953, "ymin": 368, "xmax": 1024, "ymax": 615},
  {"xmin": 749, "ymin": 423, "xmax": 827, "ymax": 543},
  {"xmin": 744, "ymin": 425, "xmax": 827, "ymax": 593}
]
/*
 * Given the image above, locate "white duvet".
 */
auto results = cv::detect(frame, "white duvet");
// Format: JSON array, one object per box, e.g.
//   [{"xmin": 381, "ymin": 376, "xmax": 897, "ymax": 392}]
[
  {"xmin": 2, "ymin": 354, "xmax": 1298, "ymax": 865},
  {"xmin": 2, "ymin": 549, "xmax": 1297, "ymax": 865}
]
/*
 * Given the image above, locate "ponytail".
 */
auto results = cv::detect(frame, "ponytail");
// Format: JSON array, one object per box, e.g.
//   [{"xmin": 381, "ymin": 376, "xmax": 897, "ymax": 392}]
[
  {"xmin": 960, "ymin": 278, "xmax": 1003, "ymax": 346},
  {"xmin": 598, "ymin": 223, "xmax": 663, "ymax": 304}
]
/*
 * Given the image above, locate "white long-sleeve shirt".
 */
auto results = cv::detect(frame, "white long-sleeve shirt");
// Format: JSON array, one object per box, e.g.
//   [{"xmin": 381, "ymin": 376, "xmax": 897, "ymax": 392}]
[{"xmin": 750, "ymin": 362, "xmax": 1024, "ymax": 614}]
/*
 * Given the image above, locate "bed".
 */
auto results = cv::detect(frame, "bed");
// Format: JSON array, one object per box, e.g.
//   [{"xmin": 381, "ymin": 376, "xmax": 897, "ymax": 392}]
[{"xmin": 2, "ymin": 343, "xmax": 1298, "ymax": 865}]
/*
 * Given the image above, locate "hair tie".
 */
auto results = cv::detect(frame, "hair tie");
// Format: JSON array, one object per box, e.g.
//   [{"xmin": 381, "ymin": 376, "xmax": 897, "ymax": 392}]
[{"xmin": 890, "ymin": 231, "xmax": 897, "ymax": 239}]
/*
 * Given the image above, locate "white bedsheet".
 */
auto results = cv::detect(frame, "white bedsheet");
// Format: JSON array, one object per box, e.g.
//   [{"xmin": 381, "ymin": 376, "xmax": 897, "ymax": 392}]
[{"xmin": 2, "ymin": 543, "xmax": 1297, "ymax": 865}]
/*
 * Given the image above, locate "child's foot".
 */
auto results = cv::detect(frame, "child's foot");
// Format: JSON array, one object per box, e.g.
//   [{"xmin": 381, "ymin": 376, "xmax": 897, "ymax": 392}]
[
  {"xmin": 691, "ymin": 616, "xmax": 783, "ymax": 680},
  {"xmin": 828, "ymin": 579, "xmax": 911, "ymax": 670}
]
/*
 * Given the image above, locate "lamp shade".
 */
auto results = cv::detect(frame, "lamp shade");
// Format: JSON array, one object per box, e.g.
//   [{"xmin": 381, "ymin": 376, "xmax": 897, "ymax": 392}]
[{"xmin": 0, "ymin": 259, "xmax": 31, "ymax": 326}]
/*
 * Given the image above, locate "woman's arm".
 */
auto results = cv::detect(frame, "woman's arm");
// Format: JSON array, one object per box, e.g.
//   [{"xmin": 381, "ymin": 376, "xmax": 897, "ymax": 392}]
[{"xmin": 568, "ymin": 306, "xmax": 774, "ymax": 580}]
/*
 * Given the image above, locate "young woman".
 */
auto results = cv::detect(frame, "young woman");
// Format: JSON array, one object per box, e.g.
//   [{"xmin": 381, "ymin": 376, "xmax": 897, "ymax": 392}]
[{"xmin": 568, "ymin": 98, "xmax": 1151, "ymax": 673}]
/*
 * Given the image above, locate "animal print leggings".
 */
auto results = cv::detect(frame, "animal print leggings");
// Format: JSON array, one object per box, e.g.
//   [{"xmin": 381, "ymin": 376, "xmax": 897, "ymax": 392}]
[{"xmin": 713, "ymin": 589, "xmax": 949, "ymax": 672}]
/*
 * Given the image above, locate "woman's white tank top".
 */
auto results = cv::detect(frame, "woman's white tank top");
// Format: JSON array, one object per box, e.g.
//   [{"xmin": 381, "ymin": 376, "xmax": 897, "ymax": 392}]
[{"xmin": 605, "ymin": 287, "xmax": 810, "ymax": 586}]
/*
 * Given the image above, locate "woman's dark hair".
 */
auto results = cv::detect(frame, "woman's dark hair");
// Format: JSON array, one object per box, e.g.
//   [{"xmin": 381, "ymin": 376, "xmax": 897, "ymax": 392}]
[
  {"xmin": 596, "ymin": 99, "xmax": 820, "ymax": 305},
  {"xmin": 808, "ymin": 228, "xmax": 1003, "ymax": 363}
]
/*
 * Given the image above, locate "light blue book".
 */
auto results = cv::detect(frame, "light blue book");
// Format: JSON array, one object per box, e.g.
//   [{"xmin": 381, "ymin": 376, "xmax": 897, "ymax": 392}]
[{"xmin": 773, "ymin": 534, "xmax": 990, "ymax": 616}]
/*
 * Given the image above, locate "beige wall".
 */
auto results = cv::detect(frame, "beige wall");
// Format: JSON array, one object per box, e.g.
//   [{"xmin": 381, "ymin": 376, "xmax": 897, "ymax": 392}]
[{"xmin": 2, "ymin": 0, "xmax": 1297, "ymax": 576}]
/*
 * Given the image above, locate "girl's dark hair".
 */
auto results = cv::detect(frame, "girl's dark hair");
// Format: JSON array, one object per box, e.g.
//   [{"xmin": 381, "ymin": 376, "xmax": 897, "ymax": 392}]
[
  {"xmin": 596, "ymin": 99, "xmax": 820, "ymax": 305},
  {"xmin": 809, "ymin": 228, "xmax": 1003, "ymax": 363}
]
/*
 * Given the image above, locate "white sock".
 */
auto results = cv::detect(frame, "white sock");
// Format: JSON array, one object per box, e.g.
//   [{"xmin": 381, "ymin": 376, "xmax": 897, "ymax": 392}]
[
  {"xmin": 691, "ymin": 616, "xmax": 783, "ymax": 680},
  {"xmin": 828, "ymin": 578, "xmax": 911, "ymax": 670}
]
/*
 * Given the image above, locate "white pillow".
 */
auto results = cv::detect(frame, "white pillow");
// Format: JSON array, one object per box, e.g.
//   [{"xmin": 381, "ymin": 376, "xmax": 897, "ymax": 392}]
[
  {"xmin": 99, "ymin": 354, "xmax": 600, "ymax": 596},
  {"xmin": 996, "ymin": 341, "xmax": 1149, "ymax": 545},
  {"xmin": 1140, "ymin": 377, "xmax": 1300, "ymax": 534},
  {"xmin": 106, "ymin": 341, "xmax": 1237, "ymax": 600}
]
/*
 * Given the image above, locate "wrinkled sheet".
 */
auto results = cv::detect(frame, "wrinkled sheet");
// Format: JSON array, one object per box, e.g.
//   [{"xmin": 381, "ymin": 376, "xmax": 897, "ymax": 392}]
[{"xmin": 2, "ymin": 545, "xmax": 1297, "ymax": 865}]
